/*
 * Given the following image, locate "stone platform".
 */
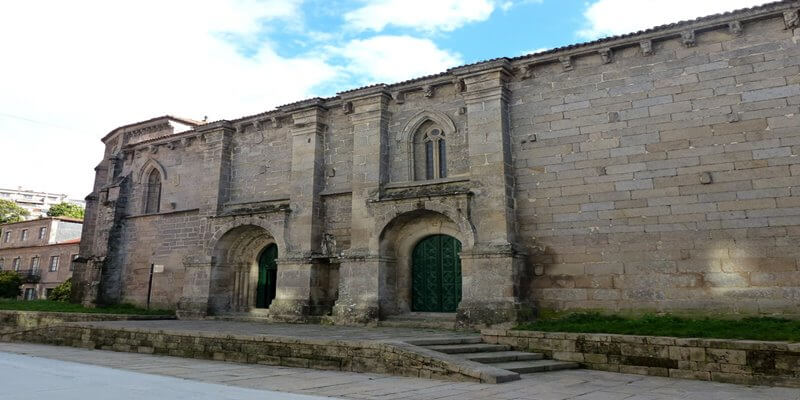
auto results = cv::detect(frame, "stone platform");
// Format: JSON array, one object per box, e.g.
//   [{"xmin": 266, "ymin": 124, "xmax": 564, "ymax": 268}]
[{"xmin": 1, "ymin": 319, "xmax": 531, "ymax": 384}]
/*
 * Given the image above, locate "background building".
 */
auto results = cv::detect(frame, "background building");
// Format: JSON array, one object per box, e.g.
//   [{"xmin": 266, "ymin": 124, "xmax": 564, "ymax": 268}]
[
  {"xmin": 0, "ymin": 217, "xmax": 81, "ymax": 299},
  {"xmin": 0, "ymin": 187, "xmax": 86, "ymax": 220}
]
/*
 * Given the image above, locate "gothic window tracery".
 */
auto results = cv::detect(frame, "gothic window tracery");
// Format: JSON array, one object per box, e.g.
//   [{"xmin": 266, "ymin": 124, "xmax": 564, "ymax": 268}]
[
  {"xmin": 144, "ymin": 169, "xmax": 162, "ymax": 214},
  {"xmin": 414, "ymin": 125, "xmax": 447, "ymax": 181}
]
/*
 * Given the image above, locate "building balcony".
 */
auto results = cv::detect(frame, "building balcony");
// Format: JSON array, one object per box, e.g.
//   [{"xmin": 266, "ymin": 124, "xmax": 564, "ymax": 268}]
[{"xmin": 16, "ymin": 269, "xmax": 41, "ymax": 283}]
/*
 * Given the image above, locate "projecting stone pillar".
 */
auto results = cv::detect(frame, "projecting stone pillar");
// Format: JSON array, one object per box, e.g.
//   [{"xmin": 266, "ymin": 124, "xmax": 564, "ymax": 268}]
[
  {"xmin": 333, "ymin": 87, "xmax": 391, "ymax": 324},
  {"xmin": 176, "ymin": 260, "xmax": 212, "ymax": 319},
  {"xmin": 269, "ymin": 100, "xmax": 332, "ymax": 319},
  {"xmin": 451, "ymin": 61, "xmax": 530, "ymax": 327}
]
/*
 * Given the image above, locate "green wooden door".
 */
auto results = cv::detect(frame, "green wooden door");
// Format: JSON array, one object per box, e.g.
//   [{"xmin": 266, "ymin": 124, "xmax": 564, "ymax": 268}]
[
  {"xmin": 256, "ymin": 244, "xmax": 278, "ymax": 309},
  {"xmin": 412, "ymin": 235, "xmax": 462, "ymax": 312}
]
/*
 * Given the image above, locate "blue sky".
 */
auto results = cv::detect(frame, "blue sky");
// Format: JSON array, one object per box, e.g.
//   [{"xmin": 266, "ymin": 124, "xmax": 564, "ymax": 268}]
[{"xmin": 0, "ymin": 0, "xmax": 769, "ymax": 199}]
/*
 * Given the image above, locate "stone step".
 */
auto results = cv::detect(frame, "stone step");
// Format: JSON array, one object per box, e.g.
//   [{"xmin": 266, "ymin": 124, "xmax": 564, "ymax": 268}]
[
  {"xmin": 425, "ymin": 343, "xmax": 510, "ymax": 354},
  {"xmin": 377, "ymin": 319, "xmax": 458, "ymax": 330},
  {"xmin": 456, "ymin": 350, "xmax": 544, "ymax": 363},
  {"xmin": 488, "ymin": 359, "xmax": 580, "ymax": 374},
  {"xmin": 405, "ymin": 337, "xmax": 482, "ymax": 346},
  {"xmin": 384, "ymin": 312, "xmax": 457, "ymax": 321}
]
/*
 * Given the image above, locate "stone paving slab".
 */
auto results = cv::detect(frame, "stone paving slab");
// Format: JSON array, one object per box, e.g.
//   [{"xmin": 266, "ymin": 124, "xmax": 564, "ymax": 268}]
[
  {"xmin": 2, "ymin": 343, "xmax": 799, "ymax": 399},
  {"xmin": 69, "ymin": 319, "xmax": 478, "ymax": 341}
]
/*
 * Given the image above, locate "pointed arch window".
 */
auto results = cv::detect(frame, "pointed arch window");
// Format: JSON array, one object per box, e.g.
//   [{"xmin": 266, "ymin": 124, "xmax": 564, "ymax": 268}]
[
  {"xmin": 415, "ymin": 127, "xmax": 447, "ymax": 180},
  {"xmin": 144, "ymin": 169, "xmax": 162, "ymax": 214}
]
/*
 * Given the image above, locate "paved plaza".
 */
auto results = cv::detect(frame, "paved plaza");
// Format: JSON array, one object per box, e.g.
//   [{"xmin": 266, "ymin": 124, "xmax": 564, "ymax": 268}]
[{"xmin": 2, "ymin": 343, "xmax": 799, "ymax": 400}]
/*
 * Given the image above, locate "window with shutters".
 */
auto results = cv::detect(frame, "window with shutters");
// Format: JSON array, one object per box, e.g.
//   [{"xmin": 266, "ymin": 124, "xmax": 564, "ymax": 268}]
[{"xmin": 49, "ymin": 255, "xmax": 59, "ymax": 272}]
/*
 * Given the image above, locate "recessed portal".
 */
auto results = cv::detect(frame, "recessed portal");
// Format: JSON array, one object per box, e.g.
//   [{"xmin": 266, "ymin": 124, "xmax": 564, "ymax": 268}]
[
  {"xmin": 412, "ymin": 234, "xmax": 462, "ymax": 312},
  {"xmin": 256, "ymin": 244, "xmax": 278, "ymax": 309}
]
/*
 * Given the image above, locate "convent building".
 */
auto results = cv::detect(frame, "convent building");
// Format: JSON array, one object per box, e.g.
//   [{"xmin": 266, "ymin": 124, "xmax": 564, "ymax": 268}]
[{"xmin": 75, "ymin": 1, "xmax": 800, "ymax": 326}]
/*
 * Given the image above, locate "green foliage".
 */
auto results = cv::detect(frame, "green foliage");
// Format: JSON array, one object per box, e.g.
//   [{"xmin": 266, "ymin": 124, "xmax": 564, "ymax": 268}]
[
  {"xmin": 0, "ymin": 199, "xmax": 29, "ymax": 224},
  {"xmin": 515, "ymin": 312, "xmax": 800, "ymax": 342},
  {"xmin": 0, "ymin": 271, "xmax": 23, "ymax": 298},
  {"xmin": 0, "ymin": 299, "xmax": 173, "ymax": 315},
  {"xmin": 46, "ymin": 202, "xmax": 85, "ymax": 219},
  {"xmin": 48, "ymin": 278, "xmax": 72, "ymax": 302}
]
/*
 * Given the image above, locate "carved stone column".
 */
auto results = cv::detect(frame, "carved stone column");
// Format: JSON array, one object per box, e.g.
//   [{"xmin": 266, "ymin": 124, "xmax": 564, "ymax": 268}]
[
  {"xmin": 333, "ymin": 87, "xmax": 391, "ymax": 324},
  {"xmin": 451, "ymin": 61, "xmax": 530, "ymax": 327}
]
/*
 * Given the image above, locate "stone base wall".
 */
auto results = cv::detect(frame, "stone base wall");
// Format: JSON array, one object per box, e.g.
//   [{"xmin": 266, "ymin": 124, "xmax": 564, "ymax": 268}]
[
  {"xmin": 483, "ymin": 329, "xmax": 800, "ymax": 388},
  {"xmin": 2, "ymin": 324, "xmax": 513, "ymax": 383},
  {"xmin": 0, "ymin": 310, "xmax": 174, "ymax": 334}
]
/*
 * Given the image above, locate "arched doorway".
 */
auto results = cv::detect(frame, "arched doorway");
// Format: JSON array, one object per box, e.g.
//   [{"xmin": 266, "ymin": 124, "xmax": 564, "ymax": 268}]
[
  {"xmin": 256, "ymin": 244, "xmax": 278, "ymax": 308},
  {"xmin": 412, "ymin": 234, "xmax": 462, "ymax": 312},
  {"xmin": 209, "ymin": 224, "xmax": 277, "ymax": 314}
]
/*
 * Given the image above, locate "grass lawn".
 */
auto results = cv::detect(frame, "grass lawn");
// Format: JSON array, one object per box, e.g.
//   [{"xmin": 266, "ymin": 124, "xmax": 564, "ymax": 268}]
[
  {"xmin": 0, "ymin": 299, "xmax": 173, "ymax": 316},
  {"xmin": 515, "ymin": 312, "xmax": 800, "ymax": 342}
]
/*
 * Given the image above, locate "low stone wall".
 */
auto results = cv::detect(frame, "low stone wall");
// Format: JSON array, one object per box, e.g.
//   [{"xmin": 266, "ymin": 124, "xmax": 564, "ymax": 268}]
[
  {"xmin": 0, "ymin": 310, "xmax": 175, "ymax": 334},
  {"xmin": 2, "ymin": 324, "xmax": 515, "ymax": 383},
  {"xmin": 482, "ymin": 329, "xmax": 800, "ymax": 388}
]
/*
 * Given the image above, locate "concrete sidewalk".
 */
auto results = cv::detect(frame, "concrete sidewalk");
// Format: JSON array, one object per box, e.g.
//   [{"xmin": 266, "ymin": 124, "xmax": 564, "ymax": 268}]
[{"xmin": 2, "ymin": 342, "xmax": 799, "ymax": 400}]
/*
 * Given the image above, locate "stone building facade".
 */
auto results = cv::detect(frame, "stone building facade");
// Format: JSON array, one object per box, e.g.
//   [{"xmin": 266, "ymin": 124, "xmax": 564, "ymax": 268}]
[
  {"xmin": 76, "ymin": 1, "xmax": 800, "ymax": 326},
  {"xmin": 0, "ymin": 217, "xmax": 81, "ymax": 299}
]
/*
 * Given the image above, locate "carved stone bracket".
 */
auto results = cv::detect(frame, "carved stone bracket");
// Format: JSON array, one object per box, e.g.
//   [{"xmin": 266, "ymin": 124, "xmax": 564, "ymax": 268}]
[
  {"xmin": 519, "ymin": 64, "xmax": 535, "ymax": 80},
  {"xmin": 393, "ymin": 91, "xmax": 405, "ymax": 104},
  {"xmin": 681, "ymin": 30, "xmax": 696, "ymax": 47},
  {"xmin": 271, "ymin": 116, "xmax": 282, "ymax": 129},
  {"xmin": 423, "ymin": 85, "xmax": 434, "ymax": 98},
  {"xmin": 598, "ymin": 48, "xmax": 613, "ymax": 64},
  {"xmin": 453, "ymin": 79, "xmax": 466, "ymax": 92},
  {"xmin": 728, "ymin": 20, "xmax": 743, "ymax": 36},
  {"xmin": 342, "ymin": 101, "xmax": 354, "ymax": 114},
  {"xmin": 559, "ymin": 56, "xmax": 573, "ymax": 71},
  {"xmin": 148, "ymin": 145, "xmax": 158, "ymax": 154},
  {"xmin": 784, "ymin": 9, "xmax": 799, "ymax": 30},
  {"xmin": 640, "ymin": 39, "xmax": 653, "ymax": 56}
]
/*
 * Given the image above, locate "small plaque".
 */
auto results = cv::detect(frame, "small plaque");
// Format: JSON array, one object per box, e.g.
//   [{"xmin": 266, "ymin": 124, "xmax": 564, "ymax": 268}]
[{"xmin": 152, "ymin": 264, "xmax": 165, "ymax": 273}]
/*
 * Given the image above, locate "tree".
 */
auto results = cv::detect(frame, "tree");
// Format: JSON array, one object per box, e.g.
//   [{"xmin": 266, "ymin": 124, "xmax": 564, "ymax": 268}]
[
  {"xmin": 48, "ymin": 278, "xmax": 72, "ymax": 302},
  {"xmin": 0, "ymin": 271, "xmax": 22, "ymax": 298},
  {"xmin": 0, "ymin": 199, "xmax": 29, "ymax": 224},
  {"xmin": 47, "ymin": 202, "xmax": 85, "ymax": 219}
]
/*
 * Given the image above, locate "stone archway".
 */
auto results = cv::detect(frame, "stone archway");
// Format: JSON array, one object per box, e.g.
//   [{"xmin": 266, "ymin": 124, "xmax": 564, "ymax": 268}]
[
  {"xmin": 378, "ymin": 209, "xmax": 466, "ymax": 316},
  {"xmin": 209, "ymin": 225, "xmax": 277, "ymax": 314}
]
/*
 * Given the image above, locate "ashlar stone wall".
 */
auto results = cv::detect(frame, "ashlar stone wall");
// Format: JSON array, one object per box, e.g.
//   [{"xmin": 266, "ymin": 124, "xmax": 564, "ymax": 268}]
[{"xmin": 513, "ymin": 10, "xmax": 800, "ymax": 314}]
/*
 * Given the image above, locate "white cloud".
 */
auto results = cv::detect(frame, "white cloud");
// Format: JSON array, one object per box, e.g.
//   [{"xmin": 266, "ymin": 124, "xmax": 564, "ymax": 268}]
[
  {"xmin": 521, "ymin": 47, "xmax": 550, "ymax": 56},
  {"xmin": 578, "ymin": 0, "xmax": 771, "ymax": 40},
  {"xmin": 344, "ymin": 0, "xmax": 496, "ymax": 33},
  {"xmin": 335, "ymin": 36, "xmax": 463, "ymax": 83},
  {"xmin": 0, "ymin": 1, "xmax": 337, "ymax": 199},
  {"xmin": 0, "ymin": 1, "xmax": 472, "ymax": 200}
]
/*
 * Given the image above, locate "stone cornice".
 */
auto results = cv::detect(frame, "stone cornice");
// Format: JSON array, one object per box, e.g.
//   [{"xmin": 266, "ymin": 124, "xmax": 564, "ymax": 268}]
[
  {"xmin": 448, "ymin": 58, "xmax": 513, "ymax": 78},
  {"xmin": 509, "ymin": 0, "xmax": 799, "ymax": 75}
]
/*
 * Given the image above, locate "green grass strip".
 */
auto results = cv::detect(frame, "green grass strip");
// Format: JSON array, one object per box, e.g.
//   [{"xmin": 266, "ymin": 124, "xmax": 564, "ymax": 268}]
[
  {"xmin": 515, "ymin": 312, "xmax": 800, "ymax": 342},
  {"xmin": 0, "ymin": 299, "xmax": 173, "ymax": 316}
]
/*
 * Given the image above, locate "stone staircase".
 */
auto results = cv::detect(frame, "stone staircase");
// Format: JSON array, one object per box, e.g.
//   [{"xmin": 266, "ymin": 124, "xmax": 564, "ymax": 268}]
[{"xmin": 407, "ymin": 336, "xmax": 579, "ymax": 378}]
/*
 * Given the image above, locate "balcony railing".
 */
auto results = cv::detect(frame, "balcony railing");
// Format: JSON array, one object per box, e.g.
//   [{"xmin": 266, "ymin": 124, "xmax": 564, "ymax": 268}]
[{"xmin": 16, "ymin": 269, "xmax": 41, "ymax": 283}]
